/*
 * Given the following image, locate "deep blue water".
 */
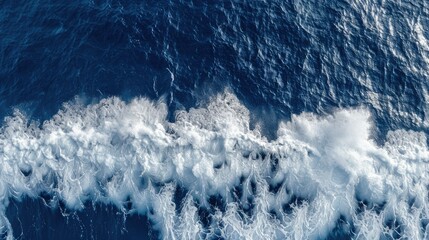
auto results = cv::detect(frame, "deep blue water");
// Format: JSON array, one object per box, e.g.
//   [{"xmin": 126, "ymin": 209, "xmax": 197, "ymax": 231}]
[
  {"xmin": 1, "ymin": 0, "xmax": 429, "ymax": 239},
  {"xmin": 2, "ymin": 0, "xmax": 428, "ymax": 139}
]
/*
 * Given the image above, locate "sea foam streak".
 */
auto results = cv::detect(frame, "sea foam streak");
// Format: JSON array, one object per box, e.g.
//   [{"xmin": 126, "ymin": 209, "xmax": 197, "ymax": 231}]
[{"xmin": 0, "ymin": 91, "xmax": 428, "ymax": 239}]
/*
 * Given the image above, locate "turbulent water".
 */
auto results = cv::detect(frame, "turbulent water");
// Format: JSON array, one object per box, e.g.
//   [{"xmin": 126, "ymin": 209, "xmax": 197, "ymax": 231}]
[{"xmin": 1, "ymin": 0, "xmax": 429, "ymax": 239}]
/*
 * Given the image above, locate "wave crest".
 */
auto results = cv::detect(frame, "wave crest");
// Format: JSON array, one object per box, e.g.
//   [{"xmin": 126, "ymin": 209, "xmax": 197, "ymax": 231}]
[{"xmin": 0, "ymin": 91, "xmax": 428, "ymax": 239}]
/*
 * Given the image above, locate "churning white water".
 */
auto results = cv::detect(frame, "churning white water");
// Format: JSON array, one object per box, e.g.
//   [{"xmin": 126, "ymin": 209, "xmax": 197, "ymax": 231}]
[{"xmin": 0, "ymin": 91, "xmax": 428, "ymax": 239}]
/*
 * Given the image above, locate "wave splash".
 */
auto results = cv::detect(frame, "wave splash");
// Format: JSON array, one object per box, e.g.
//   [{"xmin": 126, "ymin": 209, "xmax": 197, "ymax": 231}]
[{"xmin": 0, "ymin": 91, "xmax": 428, "ymax": 239}]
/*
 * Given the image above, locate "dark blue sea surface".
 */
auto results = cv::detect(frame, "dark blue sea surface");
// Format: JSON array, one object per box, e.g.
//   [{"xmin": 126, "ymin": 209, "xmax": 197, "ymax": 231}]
[
  {"xmin": 1, "ymin": 0, "xmax": 429, "ymax": 239},
  {"xmin": 2, "ymin": 0, "xmax": 428, "ymax": 138}
]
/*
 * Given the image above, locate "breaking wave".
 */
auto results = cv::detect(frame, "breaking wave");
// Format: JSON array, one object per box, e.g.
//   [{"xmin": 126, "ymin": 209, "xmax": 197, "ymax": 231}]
[{"xmin": 0, "ymin": 91, "xmax": 428, "ymax": 239}]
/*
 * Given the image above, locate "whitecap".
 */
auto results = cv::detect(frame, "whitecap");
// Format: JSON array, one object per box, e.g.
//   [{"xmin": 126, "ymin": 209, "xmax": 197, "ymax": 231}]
[{"xmin": 0, "ymin": 91, "xmax": 428, "ymax": 239}]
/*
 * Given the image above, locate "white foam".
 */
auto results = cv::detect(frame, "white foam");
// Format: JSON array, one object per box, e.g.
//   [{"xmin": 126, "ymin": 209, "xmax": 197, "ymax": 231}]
[{"xmin": 0, "ymin": 91, "xmax": 428, "ymax": 239}]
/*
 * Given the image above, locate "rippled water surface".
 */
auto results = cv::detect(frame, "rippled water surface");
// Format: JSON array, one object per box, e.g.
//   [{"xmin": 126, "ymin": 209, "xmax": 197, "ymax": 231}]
[{"xmin": 1, "ymin": 0, "xmax": 429, "ymax": 239}]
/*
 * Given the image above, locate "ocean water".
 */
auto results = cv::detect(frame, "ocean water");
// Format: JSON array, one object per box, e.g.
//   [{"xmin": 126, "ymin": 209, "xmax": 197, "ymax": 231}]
[{"xmin": 0, "ymin": 0, "xmax": 429, "ymax": 239}]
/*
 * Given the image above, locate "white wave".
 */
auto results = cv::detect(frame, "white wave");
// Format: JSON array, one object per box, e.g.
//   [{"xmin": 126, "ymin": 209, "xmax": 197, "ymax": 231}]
[{"xmin": 0, "ymin": 91, "xmax": 428, "ymax": 239}]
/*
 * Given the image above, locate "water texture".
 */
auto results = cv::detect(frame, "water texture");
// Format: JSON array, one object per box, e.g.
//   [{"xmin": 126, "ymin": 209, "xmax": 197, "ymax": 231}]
[{"xmin": 0, "ymin": 0, "xmax": 429, "ymax": 239}]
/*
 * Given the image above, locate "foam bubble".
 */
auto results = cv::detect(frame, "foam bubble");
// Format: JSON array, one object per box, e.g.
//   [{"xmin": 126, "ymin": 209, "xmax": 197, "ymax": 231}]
[{"xmin": 0, "ymin": 91, "xmax": 428, "ymax": 239}]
